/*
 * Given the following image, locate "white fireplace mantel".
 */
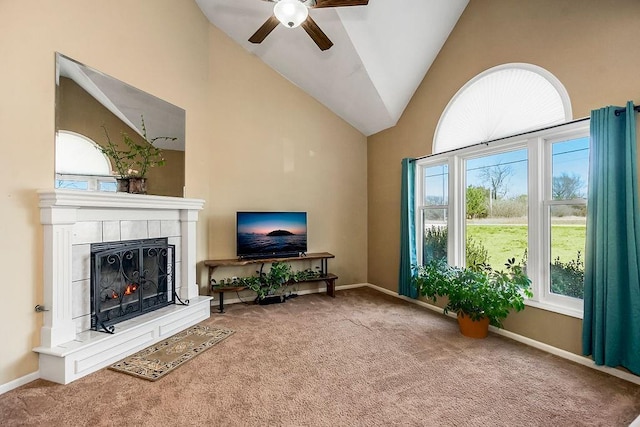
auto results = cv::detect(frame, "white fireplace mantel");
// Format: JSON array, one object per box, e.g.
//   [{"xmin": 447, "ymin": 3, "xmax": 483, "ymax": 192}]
[{"xmin": 34, "ymin": 189, "xmax": 212, "ymax": 384}]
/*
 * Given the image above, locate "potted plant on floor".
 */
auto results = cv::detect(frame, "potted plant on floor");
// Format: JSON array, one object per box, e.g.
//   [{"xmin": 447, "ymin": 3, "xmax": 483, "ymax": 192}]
[
  {"xmin": 413, "ymin": 258, "xmax": 532, "ymax": 338},
  {"xmin": 98, "ymin": 115, "xmax": 176, "ymax": 194}
]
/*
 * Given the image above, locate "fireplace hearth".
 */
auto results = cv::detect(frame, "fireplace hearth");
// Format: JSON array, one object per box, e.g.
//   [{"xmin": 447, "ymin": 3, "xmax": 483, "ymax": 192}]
[{"xmin": 91, "ymin": 237, "xmax": 182, "ymax": 333}]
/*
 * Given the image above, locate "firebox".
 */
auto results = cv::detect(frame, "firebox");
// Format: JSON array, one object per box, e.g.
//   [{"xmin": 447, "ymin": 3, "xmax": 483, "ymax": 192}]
[{"xmin": 91, "ymin": 237, "xmax": 180, "ymax": 333}]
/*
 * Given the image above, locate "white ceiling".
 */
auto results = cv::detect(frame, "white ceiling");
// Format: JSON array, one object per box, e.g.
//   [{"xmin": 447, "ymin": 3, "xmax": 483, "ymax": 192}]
[{"xmin": 196, "ymin": 0, "xmax": 469, "ymax": 136}]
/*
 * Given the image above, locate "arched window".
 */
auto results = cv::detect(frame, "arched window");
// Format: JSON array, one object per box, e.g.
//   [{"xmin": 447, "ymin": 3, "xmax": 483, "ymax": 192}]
[
  {"xmin": 55, "ymin": 131, "xmax": 116, "ymax": 191},
  {"xmin": 433, "ymin": 64, "xmax": 572, "ymax": 153}
]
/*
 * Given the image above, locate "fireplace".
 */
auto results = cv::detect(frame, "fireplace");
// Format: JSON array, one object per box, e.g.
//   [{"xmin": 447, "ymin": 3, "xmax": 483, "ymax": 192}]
[
  {"xmin": 35, "ymin": 190, "xmax": 212, "ymax": 384},
  {"xmin": 91, "ymin": 237, "xmax": 179, "ymax": 333}
]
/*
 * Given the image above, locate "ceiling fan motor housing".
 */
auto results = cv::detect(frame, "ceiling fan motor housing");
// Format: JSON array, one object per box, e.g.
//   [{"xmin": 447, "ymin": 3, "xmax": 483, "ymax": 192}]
[{"xmin": 274, "ymin": 0, "xmax": 309, "ymax": 29}]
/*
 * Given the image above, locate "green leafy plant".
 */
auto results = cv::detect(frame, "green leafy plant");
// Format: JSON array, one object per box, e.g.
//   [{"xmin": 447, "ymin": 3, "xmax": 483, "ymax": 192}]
[
  {"xmin": 215, "ymin": 262, "xmax": 295, "ymax": 300},
  {"xmin": 412, "ymin": 258, "xmax": 532, "ymax": 328},
  {"xmin": 211, "ymin": 276, "xmax": 260, "ymax": 289},
  {"xmin": 211, "ymin": 263, "xmax": 326, "ymax": 302},
  {"xmin": 98, "ymin": 115, "xmax": 176, "ymax": 178},
  {"xmin": 291, "ymin": 267, "xmax": 323, "ymax": 282},
  {"xmin": 550, "ymin": 251, "xmax": 584, "ymax": 299}
]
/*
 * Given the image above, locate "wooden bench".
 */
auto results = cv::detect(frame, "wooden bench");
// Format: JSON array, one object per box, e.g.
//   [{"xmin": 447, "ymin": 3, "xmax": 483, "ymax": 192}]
[
  {"xmin": 205, "ymin": 253, "xmax": 337, "ymax": 313},
  {"xmin": 210, "ymin": 274, "xmax": 338, "ymax": 313}
]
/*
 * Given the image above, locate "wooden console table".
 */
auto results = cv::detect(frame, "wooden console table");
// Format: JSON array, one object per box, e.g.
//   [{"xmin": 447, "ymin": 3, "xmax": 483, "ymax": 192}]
[{"xmin": 205, "ymin": 252, "xmax": 337, "ymax": 313}]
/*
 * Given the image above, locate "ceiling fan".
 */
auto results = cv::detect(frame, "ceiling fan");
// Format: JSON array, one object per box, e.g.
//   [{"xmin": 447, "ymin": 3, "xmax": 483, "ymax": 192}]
[{"xmin": 248, "ymin": 0, "xmax": 369, "ymax": 51}]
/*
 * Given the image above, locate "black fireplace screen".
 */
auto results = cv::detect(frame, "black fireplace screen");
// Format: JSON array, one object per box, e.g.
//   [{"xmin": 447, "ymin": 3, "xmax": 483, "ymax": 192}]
[{"xmin": 91, "ymin": 237, "xmax": 176, "ymax": 333}]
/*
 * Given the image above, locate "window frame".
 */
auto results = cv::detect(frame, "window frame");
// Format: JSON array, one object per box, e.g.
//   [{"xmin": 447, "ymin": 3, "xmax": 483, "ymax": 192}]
[{"xmin": 416, "ymin": 119, "xmax": 590, "ymax": 318}]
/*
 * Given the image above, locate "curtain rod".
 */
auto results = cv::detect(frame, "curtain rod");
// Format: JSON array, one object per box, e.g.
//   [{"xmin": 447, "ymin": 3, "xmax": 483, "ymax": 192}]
[
  {"xmin": 410, "ymin": 116, "xmax": 590, "ymax": 162},
  {"xmin": 614, "ymin": 105, "xmax": 640, "ymax": 116}
]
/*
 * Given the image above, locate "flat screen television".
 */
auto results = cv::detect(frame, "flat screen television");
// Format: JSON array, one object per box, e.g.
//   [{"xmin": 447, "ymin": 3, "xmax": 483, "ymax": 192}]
[{"xmin": 236, "ymin": 212, "xmax": 307, "ymax": 259}]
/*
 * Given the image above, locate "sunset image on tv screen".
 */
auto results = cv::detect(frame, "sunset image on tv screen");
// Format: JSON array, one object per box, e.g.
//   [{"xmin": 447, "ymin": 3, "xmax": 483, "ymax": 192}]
[{"xmin": 237, "ymin": 212, "xmax": 307, "ymax": 257}]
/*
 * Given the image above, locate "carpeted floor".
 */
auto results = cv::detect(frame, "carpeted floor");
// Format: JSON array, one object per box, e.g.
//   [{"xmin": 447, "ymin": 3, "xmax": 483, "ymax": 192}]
[{"xmin": 2, "ymin": 287, "xmax": 640, "ymax": 426}]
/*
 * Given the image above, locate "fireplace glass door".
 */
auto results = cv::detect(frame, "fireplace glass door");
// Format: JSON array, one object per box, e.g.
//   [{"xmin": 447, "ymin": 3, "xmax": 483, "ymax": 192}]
[{"xmin": 91, "ymin": 238, "xmax": 175, "ymax": 332}]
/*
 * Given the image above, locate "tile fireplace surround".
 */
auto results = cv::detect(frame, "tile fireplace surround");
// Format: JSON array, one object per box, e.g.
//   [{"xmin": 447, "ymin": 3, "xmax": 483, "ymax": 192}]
[{"xmin": 34, "ymin": 190, "xmax": 212, "ymax": 384}]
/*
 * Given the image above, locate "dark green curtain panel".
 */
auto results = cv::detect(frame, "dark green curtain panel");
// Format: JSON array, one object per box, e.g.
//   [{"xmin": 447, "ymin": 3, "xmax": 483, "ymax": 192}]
[
  {"xmin": 583, "ymin": 101, "xmax": 640, "ymax": 375},
  {"xmin": 399, "ymin": 158, "xmax": 417, "ymax": 298}
]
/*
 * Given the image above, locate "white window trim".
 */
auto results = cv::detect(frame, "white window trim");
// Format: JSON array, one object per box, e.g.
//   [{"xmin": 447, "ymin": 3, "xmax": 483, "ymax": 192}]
[{"xmin": 416, "ymin": 119, "xmax": 590, "ymax": 319}]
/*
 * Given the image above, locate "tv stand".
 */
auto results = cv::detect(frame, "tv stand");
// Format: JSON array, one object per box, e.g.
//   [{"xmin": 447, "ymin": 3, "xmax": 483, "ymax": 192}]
[{"xmin": 205, "ymin": 252, "xmax": 336, "ymax": 313}]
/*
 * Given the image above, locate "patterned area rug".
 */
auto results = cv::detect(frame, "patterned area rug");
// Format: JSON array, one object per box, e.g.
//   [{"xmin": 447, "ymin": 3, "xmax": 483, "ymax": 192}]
[{"xmin": 109, "ymin": 325, "xmax": 234, "ymax": 381}]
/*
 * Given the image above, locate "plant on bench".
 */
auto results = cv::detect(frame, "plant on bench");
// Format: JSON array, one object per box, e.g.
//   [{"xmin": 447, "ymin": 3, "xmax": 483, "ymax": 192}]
[
  {"xmin": 250, "ymin": 261, "xmax": 293, "ymax": 303},
  {"xmin": 210, "ymin": 262, "xmax": 334, "ymax": 306},
  {"xmin": 211, "ymin": 262, "xmax": 311, "ymax": 304}
]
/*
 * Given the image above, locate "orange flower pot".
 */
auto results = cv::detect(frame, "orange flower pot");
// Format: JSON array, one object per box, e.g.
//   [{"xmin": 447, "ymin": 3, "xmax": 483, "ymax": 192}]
[{"xmin": 457, "ymin": 312, "xmax": 490, "ymax": 339}]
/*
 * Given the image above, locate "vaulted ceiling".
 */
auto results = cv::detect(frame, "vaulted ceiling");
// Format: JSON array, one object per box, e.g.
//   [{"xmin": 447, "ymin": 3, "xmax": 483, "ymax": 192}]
[{"xmin": 196, "ymin": 0, "xmax": 469, "ymax": 136}]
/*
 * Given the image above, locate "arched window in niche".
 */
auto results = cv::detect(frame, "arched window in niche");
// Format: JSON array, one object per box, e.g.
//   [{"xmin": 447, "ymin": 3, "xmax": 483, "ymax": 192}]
[
  {"xmin": 433, "ymin": 63, "xmax": 572, "ymax": 154},
  {"xmin": 55, "ymin": 130, "xmax": 116, "ymax": 191}
]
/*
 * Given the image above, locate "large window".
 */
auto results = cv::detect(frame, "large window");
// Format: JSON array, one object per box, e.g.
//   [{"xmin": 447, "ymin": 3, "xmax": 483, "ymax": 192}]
[{"xmin": 416, "ymin": 121, "xmax": 589, "ymax": 318}]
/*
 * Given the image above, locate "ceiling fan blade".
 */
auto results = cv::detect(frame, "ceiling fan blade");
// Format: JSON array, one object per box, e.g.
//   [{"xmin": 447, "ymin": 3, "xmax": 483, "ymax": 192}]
[
  {"xmin": 249, "ymin": 15, "xmax": 280, "ymax": 44},
  {"xmin": 312, "ymin": 0, "xmax": 369, "ymax": 8},
  {"xmin": 301, "ymin": 15, "xmax": 333, "ymax": 51}
]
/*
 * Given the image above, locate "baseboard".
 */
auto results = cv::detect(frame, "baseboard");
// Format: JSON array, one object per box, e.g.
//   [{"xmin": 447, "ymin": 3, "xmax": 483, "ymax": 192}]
[
  {"xmin": 363, "ymin": 283, "xmax": 640, "ymax": 387},
  {"xmin": 0, "ymin": 371, "xmax": 40, "ymax": 395}
]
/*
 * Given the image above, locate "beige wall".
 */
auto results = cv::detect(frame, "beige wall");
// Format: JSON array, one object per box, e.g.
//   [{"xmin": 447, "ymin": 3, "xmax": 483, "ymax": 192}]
[
  {"xmin": 57, "ymin": 77, "xmax": 185, "ymax": 197},
  {"xmin": 0, "ymin": 0, "xmax": 366, "ymax": 386},
  {"xmin": 368, "ymin": 0, "xmax": 640, "ymax": 355}
]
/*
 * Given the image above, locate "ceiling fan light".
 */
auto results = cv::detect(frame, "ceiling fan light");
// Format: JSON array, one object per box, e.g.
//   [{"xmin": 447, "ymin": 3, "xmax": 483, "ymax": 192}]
[{"xmin": 274, "ymin": 0, "xmax": 309, "ymax": 29}]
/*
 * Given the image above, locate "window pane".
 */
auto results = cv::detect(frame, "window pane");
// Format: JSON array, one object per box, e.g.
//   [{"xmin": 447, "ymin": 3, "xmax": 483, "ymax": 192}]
[
  {"xmin": 550, "ymin": 205, "xmax": 586, "ymax": 299},
  {"xmin": 56, "ymin": 179, "xmax": 88, "ymax": 190},
  {"xmin": 552, "ymin": 137, "xmax": 589, "ymax": 200},
  {"xmin": 99, "ymin": 181, "xmax": 117, "ymax": 192},
  {"xmin": 466, "ymin": 149, "xmax": 528, "ymax": 269},
  {"xmin": 422, "ymin": 209, "xmax": 447, "ymax": 264},
  {"xmin": 549, "ymin": 136, "xmax": 588, "ymax": 300},
  {"xmin": 424, "ymin": 164, "xmax": 448, "ymax": 206}
]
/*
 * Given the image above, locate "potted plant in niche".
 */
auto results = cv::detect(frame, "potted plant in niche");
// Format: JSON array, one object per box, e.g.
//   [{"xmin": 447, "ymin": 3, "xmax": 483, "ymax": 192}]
[
  {"xmin": 412, "ymin": 258, "xmax": 532, "ymax": 338},
  {"xmin": 98, "ymin": 115, "xmax": 176, "ymax": 194}
]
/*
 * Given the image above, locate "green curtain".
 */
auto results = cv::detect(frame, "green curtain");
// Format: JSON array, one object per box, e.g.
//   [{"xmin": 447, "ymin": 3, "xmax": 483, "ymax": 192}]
[
  {"xmin": 399, "ymin": 158, "xmax": 418, "ymax": 298},
  {"xmin": 583, "ymin": 101, "xmax": 640, "ymax": 375}
]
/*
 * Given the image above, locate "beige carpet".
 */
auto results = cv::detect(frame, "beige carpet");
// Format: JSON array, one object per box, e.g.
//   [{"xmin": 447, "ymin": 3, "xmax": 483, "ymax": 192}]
[
  {"xmin": 109, "ymin": 325, "xmax": 234, "ymax": 381},
  {"xmin": 1, "ymin": 287, "xmax": 639, "ymax": 426}
]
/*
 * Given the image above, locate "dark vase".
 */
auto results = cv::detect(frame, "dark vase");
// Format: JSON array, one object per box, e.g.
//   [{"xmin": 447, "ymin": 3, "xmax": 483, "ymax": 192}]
[
  {"xmin": 116, "ymin": 178, "xmax": 129, "ymax": 193},
  {"xmin": 128, "ymin": 177, "xmax": 147, "ymax": 194}
]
